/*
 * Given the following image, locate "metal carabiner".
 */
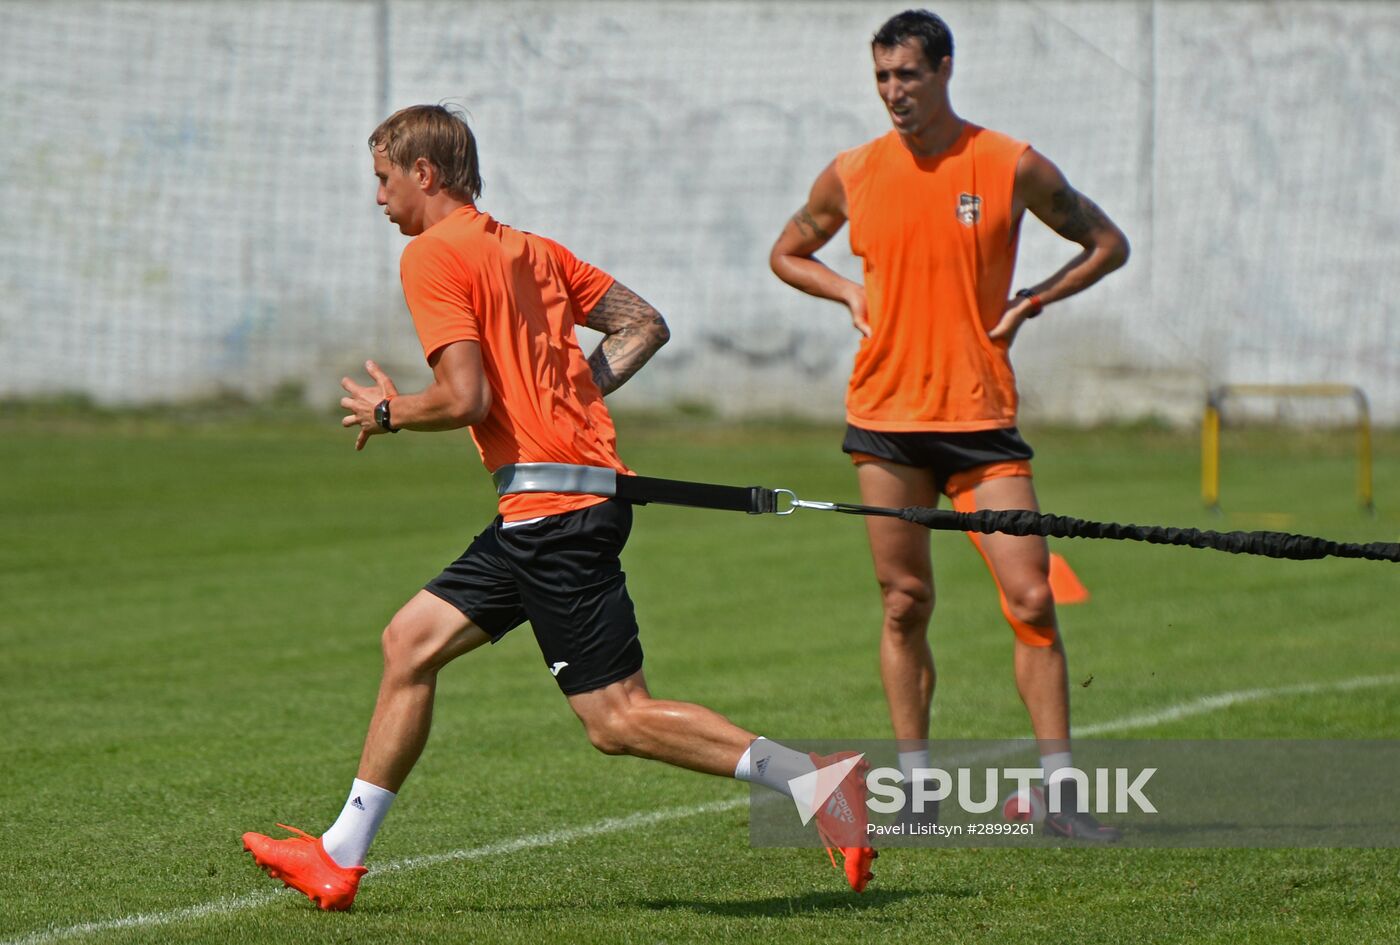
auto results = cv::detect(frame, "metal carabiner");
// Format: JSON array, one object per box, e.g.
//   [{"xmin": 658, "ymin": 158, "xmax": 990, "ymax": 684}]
[
  {"xmin": 773, "ymin": 489, "xmax": 840, "ymax": 515},
  {"xmin": 773, "ymin": 489, "xmax": 798, "ymax": 515}
]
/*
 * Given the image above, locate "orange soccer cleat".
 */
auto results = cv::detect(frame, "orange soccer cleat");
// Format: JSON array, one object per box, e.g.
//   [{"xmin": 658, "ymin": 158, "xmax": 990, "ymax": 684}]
[
  {"xmin": 241, "ymin": 824, "xmax": 367, "ymax": 911},
  {"xmin": 808, "ymin": 752, "xmax": 878, "ymax": 893}
]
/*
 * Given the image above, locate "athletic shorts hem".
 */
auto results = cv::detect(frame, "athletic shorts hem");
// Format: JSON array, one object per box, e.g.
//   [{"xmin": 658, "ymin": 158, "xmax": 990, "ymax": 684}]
[
  {"xmin": 941, "ymin": 461, "xmax": 1032, "ymax": 498},
  {"xmin": 555, "ymin": 656, "xmax": 645, "ymax": 697},
  {"xmin": 842, "ymin": 424, "xmax": 1035, "ymax": 496},
  {"xmin": 419, "ymin": 584, "xmax": 516, "ymax": 641},
  {"xmin": 844, "ymin": 415, "xmax": 1018, "ymax": 433}
]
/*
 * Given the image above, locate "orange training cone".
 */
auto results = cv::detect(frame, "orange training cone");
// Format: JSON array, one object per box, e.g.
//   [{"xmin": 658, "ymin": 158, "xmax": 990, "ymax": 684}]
[{"xmin": 1048, "ymin": 553, "xmax": 1090, "ymax": 605}]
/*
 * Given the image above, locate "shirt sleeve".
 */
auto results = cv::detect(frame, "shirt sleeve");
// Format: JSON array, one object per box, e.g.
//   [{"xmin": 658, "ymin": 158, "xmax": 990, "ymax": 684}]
[
  {"xmin": 540, "ymin": 236, "xmax": 616, "ymax": 325},
  {"xmin": 399, "ymin": 235, "xmax": 477, "ymax": 361}
]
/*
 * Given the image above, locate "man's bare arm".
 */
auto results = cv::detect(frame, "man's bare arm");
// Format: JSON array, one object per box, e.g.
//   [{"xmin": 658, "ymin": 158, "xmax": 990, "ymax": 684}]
[
  {"xmin": 1015, "ymin": 150, "xmax": 1130, "ymax": 304},
  {"xmin": 340, "ymin": 341, "xmax": 491, "ymax": 450},
  {"xmin": 585, "ymin": 281, "xmax": 670, "ymax": 395},
  {"xmin": 769, "ymin": 162, "xmax": 870, "ymax": 336},
  {"xmin": 987, "ymin": 150, "xmax": 1130, "ymax": 342}
]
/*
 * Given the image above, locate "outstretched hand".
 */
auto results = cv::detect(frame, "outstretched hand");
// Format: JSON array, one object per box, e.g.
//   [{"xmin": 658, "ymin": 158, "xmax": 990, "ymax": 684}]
[{"xmin": 340, "ymin": 360, "xmax": 400, "ymax": 451}]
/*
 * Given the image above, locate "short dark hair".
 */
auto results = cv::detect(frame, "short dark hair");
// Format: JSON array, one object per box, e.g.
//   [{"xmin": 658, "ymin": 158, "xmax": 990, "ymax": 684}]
[
  {"xmin": 368, "ymin": 104, "xmax": 483, "ymax": 202},
  {"xmin": 872, "ymin": 10, "xmax": 954, "ymax": 69}
]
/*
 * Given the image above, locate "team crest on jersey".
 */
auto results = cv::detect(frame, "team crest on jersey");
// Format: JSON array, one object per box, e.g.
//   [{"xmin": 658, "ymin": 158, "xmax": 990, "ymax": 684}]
[{"xmin": 957, "ymin": 193, "xmax": 982, "ymax": 227}]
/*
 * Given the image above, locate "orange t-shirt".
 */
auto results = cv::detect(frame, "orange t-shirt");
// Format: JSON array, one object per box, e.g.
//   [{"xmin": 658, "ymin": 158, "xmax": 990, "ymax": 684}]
[
  {"xmin": 398, "ymin": 205, "xmax": 627, "ymax": 521},
  {"xmin": 835, "ymin": 125, "xmax": 1030, "ymax": 432}
]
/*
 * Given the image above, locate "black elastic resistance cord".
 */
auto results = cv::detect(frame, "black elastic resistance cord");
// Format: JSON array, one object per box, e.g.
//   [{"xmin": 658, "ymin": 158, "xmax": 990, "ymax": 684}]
[
  {"xmin": 609, "ymin": 476, "xmax": 1399, "ymax": 564},
  {"xmin": 819, "ymin": 501, "xmax": 1398, "ymax": 564}
]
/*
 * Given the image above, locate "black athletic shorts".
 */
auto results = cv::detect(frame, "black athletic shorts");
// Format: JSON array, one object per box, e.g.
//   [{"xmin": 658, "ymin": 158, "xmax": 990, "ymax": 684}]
[
  {"xmin": 423, "ymin": 498, "xmax": 642, "ymax": 696},
  {"xmin": 842, "ymin": 424, "xmax": 1035, "ymax": 495}
]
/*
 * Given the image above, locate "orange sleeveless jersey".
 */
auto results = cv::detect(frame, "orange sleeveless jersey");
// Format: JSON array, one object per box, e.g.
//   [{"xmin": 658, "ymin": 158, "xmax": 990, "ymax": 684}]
[
  {"xmin": 398, "ymin": 205, "xmax": 627, "ymax": 521},
  {"xmin": 835, "ymin": 125, "xmax": 1030, "ymax": 431}
]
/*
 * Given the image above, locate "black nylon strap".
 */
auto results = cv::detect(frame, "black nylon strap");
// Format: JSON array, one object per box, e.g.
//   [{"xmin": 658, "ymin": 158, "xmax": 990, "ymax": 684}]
[{"xmin": 614, "ymin": 474, "xmax": 777, "ymax": 514}]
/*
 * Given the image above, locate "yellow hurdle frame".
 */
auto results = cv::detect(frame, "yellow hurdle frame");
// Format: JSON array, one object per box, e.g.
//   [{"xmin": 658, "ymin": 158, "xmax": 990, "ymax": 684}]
[{"xmin": 1202, "ymin": 384, "xmax": 1373, "ymax": 514}]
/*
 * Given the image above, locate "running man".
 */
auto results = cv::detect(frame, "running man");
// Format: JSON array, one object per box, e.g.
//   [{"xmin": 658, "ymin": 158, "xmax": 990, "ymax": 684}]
[
  {"xmin": 770, "ymin": 10, "xmax": 1130, "ymax": 838},
  {"xmin": 241, "ymin": 105, "xmax": 873, "ymax": 908}
]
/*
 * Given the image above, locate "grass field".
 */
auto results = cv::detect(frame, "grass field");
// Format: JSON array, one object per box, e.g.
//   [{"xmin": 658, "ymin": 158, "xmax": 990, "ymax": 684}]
[{"xmin": 2, "ymin": 410, "xmax": 1398, "ymax": 944}]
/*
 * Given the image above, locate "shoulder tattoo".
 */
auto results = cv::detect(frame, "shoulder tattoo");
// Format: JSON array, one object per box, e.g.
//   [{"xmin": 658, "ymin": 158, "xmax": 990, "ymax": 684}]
[
  {"xmin": 1048, "ymin": 187, "xmax": 1110, "ymax": 243},
  {"xmin": 793, "ymin": 207, "xmax": 833, "ymax": 241}
]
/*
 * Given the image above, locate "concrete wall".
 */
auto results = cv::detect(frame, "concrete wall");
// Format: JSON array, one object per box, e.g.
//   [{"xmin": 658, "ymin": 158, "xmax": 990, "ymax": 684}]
[{"xmin": 3, "ymin": 1, "xmax": 1396, "ymax": 424}]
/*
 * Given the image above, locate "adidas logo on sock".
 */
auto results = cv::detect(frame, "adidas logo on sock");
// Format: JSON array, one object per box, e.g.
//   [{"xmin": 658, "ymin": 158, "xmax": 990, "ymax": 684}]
[
  {"xmin": 351, "ymin": 796, "xmax": 365, "ymax": 811},
  {"xmin": 755, "ymin": 757, "xmax": 769, "ymax": 777}
]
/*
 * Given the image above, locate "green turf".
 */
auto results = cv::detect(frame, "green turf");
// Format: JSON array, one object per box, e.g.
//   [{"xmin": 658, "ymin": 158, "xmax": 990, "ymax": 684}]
[{"xmin": 2, "ymin": 412, "xmax": 1397, "ymax": 944}]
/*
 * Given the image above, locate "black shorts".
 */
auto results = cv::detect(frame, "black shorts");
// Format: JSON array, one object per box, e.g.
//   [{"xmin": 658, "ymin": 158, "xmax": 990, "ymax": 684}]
[
  {"xmin": 842, "ymin": 424, "xmax": 1035, "ymax": 496},
  {"xmin": 423, "ymin": 498, "xmax": 642, "ymax": 696}
]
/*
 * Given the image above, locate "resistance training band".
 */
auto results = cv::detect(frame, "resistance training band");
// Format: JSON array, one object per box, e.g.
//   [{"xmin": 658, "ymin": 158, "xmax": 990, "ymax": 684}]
[{"xmin": 491, "ymin": 464, "xmax": 1399, "ymax": 564}]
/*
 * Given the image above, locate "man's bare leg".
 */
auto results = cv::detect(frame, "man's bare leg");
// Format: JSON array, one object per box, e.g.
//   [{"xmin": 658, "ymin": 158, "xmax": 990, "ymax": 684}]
[
  {"xmin": 566, "ymin": 670, "xmax": 757, "ymax": 774},
  {"xmin": 961, "ymin": 475, "xmax": 1070, "ymax": 747},
  {"xmin": 855, "ymin": 461, "xmax": 941, "ymax": 744},
  {"xmin": 357, "ymin": 590, "xmax": 492, "ymax": 791},
  {"xmin": 312, "ymin": 591, "xmax": 492, "ymax": 868},
  {"xmin": 242, "ymin": 591, "xmax": 496, "ymax": 904},
  {"xmin": 962, "ymin": 475, "xmax": 1115, "ymax": 839},
  {"xmin": 566, "ymin": 670, "xmax": 877, "ymax": 887}
]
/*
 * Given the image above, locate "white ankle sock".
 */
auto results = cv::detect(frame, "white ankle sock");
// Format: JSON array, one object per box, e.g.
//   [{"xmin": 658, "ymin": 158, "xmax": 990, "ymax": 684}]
[
  {"xmin": 734, "ymin": 737, "xmax": 817, "ymax": 798},
  {"xmin": 1040, "ymin": 752, "xmax": 1074, "ymax": 785},
  {"xmin": 898, "ymin": 749, "xmax": 931, "ymax": 785},
  {"xmin": 320, "ymin": 778, "xmax": 396, "ymax": 868}
]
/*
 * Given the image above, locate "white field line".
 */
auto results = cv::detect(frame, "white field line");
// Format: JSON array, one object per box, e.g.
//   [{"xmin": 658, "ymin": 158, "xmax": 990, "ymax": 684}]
[
  {"xmin": 1074, "ymin": 673, "xmax": 1400, "ymax": 736},
  {"xmin": 0, "ymin": 800, "xmax": 744, "ymax": 945},
  {"xmin": 7, "ymin": 672, "xmax": 1399, "ymax": 945},
  {"xmin": 940, "ymin": 672, "xmax": 1400, "ymax": 769}
]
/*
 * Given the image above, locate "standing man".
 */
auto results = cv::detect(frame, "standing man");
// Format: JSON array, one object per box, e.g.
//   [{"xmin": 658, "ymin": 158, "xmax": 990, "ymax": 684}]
[
  {"xmin": 242, "ymin": 105, "xmax": 874, "ymax": 908},
  {"xmin": 770, "ymin": 10, "xmax": 1129, "ymax": 839}
]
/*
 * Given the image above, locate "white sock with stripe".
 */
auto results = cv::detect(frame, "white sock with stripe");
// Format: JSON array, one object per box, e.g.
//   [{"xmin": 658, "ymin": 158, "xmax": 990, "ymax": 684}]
[
  {"xmin": 320, "ymin": 778, "xmax": 395, "ymax": 868},
  {"xmin": 733, "ymin": 737, "xmax": 817, "ymax": 798}
]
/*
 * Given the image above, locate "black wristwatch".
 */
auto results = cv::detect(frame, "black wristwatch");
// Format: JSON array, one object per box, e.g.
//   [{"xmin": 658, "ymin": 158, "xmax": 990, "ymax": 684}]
[
  {"xmin": 373, "ymin": 398, "xmax": 399, "ymax": 433},
  {"xmin": 1015, "ymin": 288, "xmax": 1045, "ymax": 319}
]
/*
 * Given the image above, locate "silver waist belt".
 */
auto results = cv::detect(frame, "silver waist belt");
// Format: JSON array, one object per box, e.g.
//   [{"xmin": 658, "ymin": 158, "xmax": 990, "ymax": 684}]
[{"xmin": 491, "ymin": 463, "xmax": 619, "ymax": 497}]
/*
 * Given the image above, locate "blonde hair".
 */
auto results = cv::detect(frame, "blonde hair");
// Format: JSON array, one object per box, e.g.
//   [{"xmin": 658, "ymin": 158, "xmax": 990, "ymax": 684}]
[{"xmin": 368, "ymin": 104, "xmax": 482, "ymax": 201}]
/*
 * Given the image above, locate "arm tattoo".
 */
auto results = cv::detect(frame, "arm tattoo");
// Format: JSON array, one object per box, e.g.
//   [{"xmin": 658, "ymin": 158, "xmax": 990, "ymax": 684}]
[
  {"xmin": 793, "ymin": 207, "xmax": 833, "ymax": 241},
  {"xmin": 585, "ymin": 283, "xmax": 670, "ymax": 395},
  {"xmin": 1048, "ymin": 187, "xmax": 1111, "ymax": 243}
]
